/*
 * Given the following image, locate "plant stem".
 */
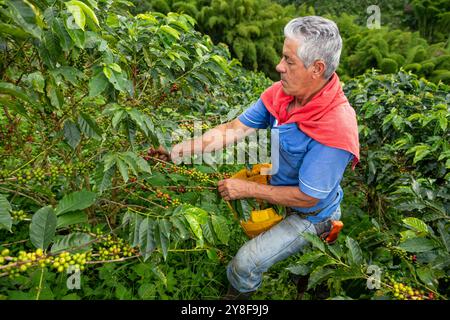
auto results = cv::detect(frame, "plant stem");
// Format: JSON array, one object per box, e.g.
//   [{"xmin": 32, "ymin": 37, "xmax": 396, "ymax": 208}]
[{"xmin": 35, "ymin": 267, "xmax": 44, "ymax": 300}]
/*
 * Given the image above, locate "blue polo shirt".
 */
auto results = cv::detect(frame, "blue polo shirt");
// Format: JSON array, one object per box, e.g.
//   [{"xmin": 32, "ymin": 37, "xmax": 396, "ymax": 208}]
[{"xmin": 238, "ymin": 98, "xmax": 353, "ymax": 224}]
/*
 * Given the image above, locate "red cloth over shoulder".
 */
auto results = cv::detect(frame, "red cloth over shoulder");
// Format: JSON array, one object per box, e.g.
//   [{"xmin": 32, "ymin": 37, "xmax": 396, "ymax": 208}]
[{"xmin": 261, "ymin": 73, "xmax": 360, "ymax": 169}]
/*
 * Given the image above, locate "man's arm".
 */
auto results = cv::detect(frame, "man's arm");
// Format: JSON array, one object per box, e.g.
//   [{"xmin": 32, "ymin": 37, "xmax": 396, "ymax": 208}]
[
  {"xmin": 218, "ymin": 179, "xmax": 319, "ymax": 208},
  {"xmin": 170, "ymin": 118, "xmax": 255, "ymax": 163}
]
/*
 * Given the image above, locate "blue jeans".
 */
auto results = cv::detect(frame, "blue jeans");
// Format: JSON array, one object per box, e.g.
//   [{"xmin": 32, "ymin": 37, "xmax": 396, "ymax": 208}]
[{"xmin": 226, "ymin": 207, "xmax": 342, "ymax": 293}]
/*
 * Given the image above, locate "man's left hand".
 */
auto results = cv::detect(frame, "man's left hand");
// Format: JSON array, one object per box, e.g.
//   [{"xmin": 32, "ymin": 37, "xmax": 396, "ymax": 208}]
[{"xmin": 218, "ymin": 179, "xmax": 253, "ymax": 201}]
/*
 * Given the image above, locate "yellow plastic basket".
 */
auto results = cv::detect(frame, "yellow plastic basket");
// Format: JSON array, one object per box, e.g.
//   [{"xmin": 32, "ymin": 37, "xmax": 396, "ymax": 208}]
[{"xmin": 226, "ymin": 164, "xmax": 284, "ymax": 238}]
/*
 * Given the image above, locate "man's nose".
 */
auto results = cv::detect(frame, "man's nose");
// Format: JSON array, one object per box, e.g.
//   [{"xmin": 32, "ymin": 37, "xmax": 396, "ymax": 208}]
[{"xmin": 276, "ymin": 61, "xmax": 285, "ymax": 73}]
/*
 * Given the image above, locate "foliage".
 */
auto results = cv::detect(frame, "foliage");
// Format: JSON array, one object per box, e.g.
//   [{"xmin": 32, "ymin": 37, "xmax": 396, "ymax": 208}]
[
  {"xmin": 0, "ymin": 0, "xmax": 265, "ymax": 299},
  {"xmin": 407, "ymin": 0, "xmax": 450, "ymax": 44},
  {"xmin": 276, "ymin": 0, "xmax": 410, "ymax": 29},
  {"xmin": 141, "ymin": 0, "xmax": 316, "ymax": 80},
  {"xmin": 335, "ymin": 14, "xmax": 450, "ymax": 84}
]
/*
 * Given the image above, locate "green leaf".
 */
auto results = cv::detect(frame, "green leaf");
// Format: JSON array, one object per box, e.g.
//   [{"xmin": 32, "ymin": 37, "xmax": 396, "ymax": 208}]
[
  {"xmin": 30, "ymin": 206, "xmax": 57, "ymax": 250},
  {"xmin": 99, "ymin": 166, "xmax": 115, "ymax": 194},
  {"xmin": 63, "ymin": 120, "xmax": 81, "ymax": 149},
  {"xmin": 116, "ymin": 158, "xmax": 129, "ymax": 183},
  {"xmin": 0, "ymin": 194, "xmax": 12, "ymax": 232},
  {"xmin": 308, "ymin": 267, "xmax": 335, "ymax": 290},
  {"xmin": 151, "ymin": 265, "xmax": 167, "ymax": 287},
  {"xmin": 398, "ymin": 237, "xmax": 438, "ymax": 252},
  {"xmin": 138, "ymin": 283, "xmax": 155, "ymax": 299},
  {"xmin": 184, "ymin": 207, "xmax": 208, "ymax": 225},
  {"xmin": 345, "ymin": 237, "xmax": 364, "ymax": 265},
  {"xmin": 2, "ymin": 0, "xmax": 42, "ymax": 39},
  {"xmin": 69, "ymin": 0, "xmax": 100, "ymax": 26},
  {"xmin": 206, "ymin": 248, "xmax": 219, "ymax": 262},
  {"xmin": 328, "ymin": 244, "xmax": 343, "ymax": 259},
  {"xmin": 437, "ymin": 222, "xmax": 450, "ymax": 252},
  {"xmin": 55, "ymin": 191, "xmax": 97, "ymax": 216},
  {"xmin": 402, "ymin": 217, "xmax": 429, "ymax": 234},
  {"xmin": 112, "ymin": 110, "xmax": 126, "ymax": 129},
  {"xmin": 201, "ymin": 219, "xmax": 216, "ymax": 245},
  {"xmin": 184, "ymin": 212, "xmax": 203, "ymax": 241},
  {"xmin": 154, "ymin": 222, "xmax": 169, "ymax": 260},
  {"xmin": 416, "ymin": 267, "xmax": 438, "ymax": 290},
  {"xmin": 120, "ymin": 152, "xmax": 139, "ymax": 176},
  {"xmin": 302, "ymin": 232, "xmax": 325, "ymax": 252},
  {"xmin": 0, "ymin": 81, "xmax": 33, "ymax": 105},
  {"xmin": 239, "ymin": 199, "xmax": 252, "ymax": 221},
  {"xmin": 211, "ymin": 55, "xmax": 231, "ymax": 76},
  {"xmin": 286, "ymin": 264, "xmax": 310, "ymax": 276},
  {"xmin": 332, "ymin": 266, "xmax": 364, "ymax": 281},
  {"xmin": 297, "ymin": 251, "xmax": 324, "ymax": 264},
  {"xmin": 65, "ymin": 3, "xmax": 86, "ymax": 31},
  {"xmin": 28, "ymin": 72, "xmax": 45, "ymax": 93},
  {"xmin": 158, "ymin": 219, "xmax": 172, "ymax": 239},
  {"xmin": 64, "ymin": 15, "xmax": 85, "ymax": 48},
  {"xmin": 51, "ymin": 232, "xmax": 92, "ymax": 253},
  {"xmin": 51, "ymin": 66, "xmax": 84, "ymax": 86},
  {"xmin": 103, "ymin": 66, "xmax": 112, "ymax": 79},
  {"xmin": 88, "ymin": 71, "xmax": 109, "ymax": 97},
  {"xmin": 170, "ymin": 216, "xmax": 190, "ymax": 240},
  {"xmin": 129, "ymin": 212, "xmax": 142, "ymax": 247},
  {"xmin": 211, "ymin": 215, "xmax": 229, "ymax": 245},
  {"xmin": 56, "ymin": 211, "xmax": 88, "ymax": 229},
  {"xmin": 52, "ymin": 18, "xmax": 73, "ymax": 51},
  {"xmin": 46, "ymin": 74, "xmax": 64, "ymax": 109},
  {"xmin": 139, "ymin": 218, "xmax": 156, "ymax": 261},
  {"xmin": 135, "ymin": 156, "xmax": 151, "ymax": 174},
  {"xmin": 78, "ymin": 112, "xmax": 102, "ymax": 140},
  {"xmin": 0, "ymin": 22, "xmax": 29, "ymax": 38},
  {"xmin": 160, "ymin": 25, "xmax": 180, "ymax": 40}
]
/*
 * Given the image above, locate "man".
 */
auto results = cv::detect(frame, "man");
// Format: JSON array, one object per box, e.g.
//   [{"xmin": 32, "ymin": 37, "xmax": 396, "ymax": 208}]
[{"xmin": 166, "ymin": 16, "xmax": 360, "ymax": 299}]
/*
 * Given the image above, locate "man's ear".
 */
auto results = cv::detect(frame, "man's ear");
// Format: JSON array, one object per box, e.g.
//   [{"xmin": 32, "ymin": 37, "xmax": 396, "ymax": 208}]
[{"xmin": 312, "ymin": 60, "xmax": 326, "ymax": 79}]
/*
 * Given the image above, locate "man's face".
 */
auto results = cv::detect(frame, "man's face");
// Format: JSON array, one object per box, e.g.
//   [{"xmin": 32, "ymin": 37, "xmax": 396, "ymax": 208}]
[{"xmin": 275, "ymin": 38, "xmax": 315, "ymax": 97}]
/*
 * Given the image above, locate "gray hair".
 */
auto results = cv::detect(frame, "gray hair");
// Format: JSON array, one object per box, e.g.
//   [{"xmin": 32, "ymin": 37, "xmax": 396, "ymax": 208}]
[{"xmin": 284, "ymin": 16, "xmax": 342, "ymax": 79}]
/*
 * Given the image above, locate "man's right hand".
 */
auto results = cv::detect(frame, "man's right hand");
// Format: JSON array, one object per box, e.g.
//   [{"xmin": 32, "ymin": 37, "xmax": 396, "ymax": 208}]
[
  {"xmin": 147, "ymin": 146, "xmax": 171, "ymax": 162},
  {"xmin": 170, "ymin": 140, "xmax": 195, "ymax": 164}
]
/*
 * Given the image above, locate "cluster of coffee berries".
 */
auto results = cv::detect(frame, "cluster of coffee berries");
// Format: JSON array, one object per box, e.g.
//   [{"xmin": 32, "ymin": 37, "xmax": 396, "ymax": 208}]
[
  {"xmin": 145, "ymin": 148, "xmax": 169, "ymax": 162},
  {"xmin": 386, "ymin": 242, "xmax": 408, "ymax": 260},
  {"xmin": 2, "ymin": 248, "xmax": 45, "ymax": 277},
  {"xmin": 209, "ymin": 172, "xmax": 232, "ymax": 179},
  {"xmin": 386, "ymin": 277, "xmax": 430, "ymax": 300},
  {"xmin": 0, "ymin": 169, "xmax": 9, "ymax": 179},
  {"xmin": 167, "ymin": 186, "xmax": 187, "ymax": 193},
  {"xmin": 10, "ymin": 210, "xmax": 28, "ymax": 222},
  {"xmin": 76, "ymin": 162, "xmax": 96, "ymax": 174},
  {"xmin": 170, "ymin": 83, "xmax": 179, "ymax": 93},
  {"xmin": 1, "ymin": 248, "xmax": 92, "ymax": 278},
  {"xmin": 33, "ymin": 168, "xmax": 45, "ymax": 182},
  {"xmin": 50, "ymin": 251, "xmax": 90, "ymax": 273},
  {"xmin": 16, "ymin": 169, "xmax": 32, "ymax": 184},
  {"xmin": 155, "ymin": 189, "xmax": 172, "ymax": 208},
  {"xmin": 178, "ymin": 122, "xmax": 210, "ymax": 134},
  {"xmin": 0, "ymin": 248, "xmax": 10, "ymax": 265},
  {"xmin": 164, "ymin": 165, "xmax": 212, "ymax": 184},
  {"xmin": 60, "ymin": 164, "xmax": 73, "ymax": 177},
  {"xmin": 97, "ymin": 235, "xmax": 136, "ymax": 260}
]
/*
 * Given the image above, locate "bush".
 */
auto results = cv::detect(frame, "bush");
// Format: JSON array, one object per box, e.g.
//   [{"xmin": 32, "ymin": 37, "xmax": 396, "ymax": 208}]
[{"xmin": 380, "ymin": 58, "xmax": 399, "ymax": 73}]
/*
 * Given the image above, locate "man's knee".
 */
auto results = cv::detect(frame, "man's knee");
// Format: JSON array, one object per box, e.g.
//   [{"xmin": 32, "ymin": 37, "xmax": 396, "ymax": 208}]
[{"xmin": 229, "ymin": 246, "xmax": 259, "ymax": 277}]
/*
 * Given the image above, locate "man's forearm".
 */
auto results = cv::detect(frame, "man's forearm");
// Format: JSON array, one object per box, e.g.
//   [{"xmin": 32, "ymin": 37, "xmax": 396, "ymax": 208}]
[
  {"xmin": 249, "ymin": 182, "xmax": 319, "ymax": 208},
  {"xmin": 175, "ymin": 119, "xmax": 254, "ymax": 157}
]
